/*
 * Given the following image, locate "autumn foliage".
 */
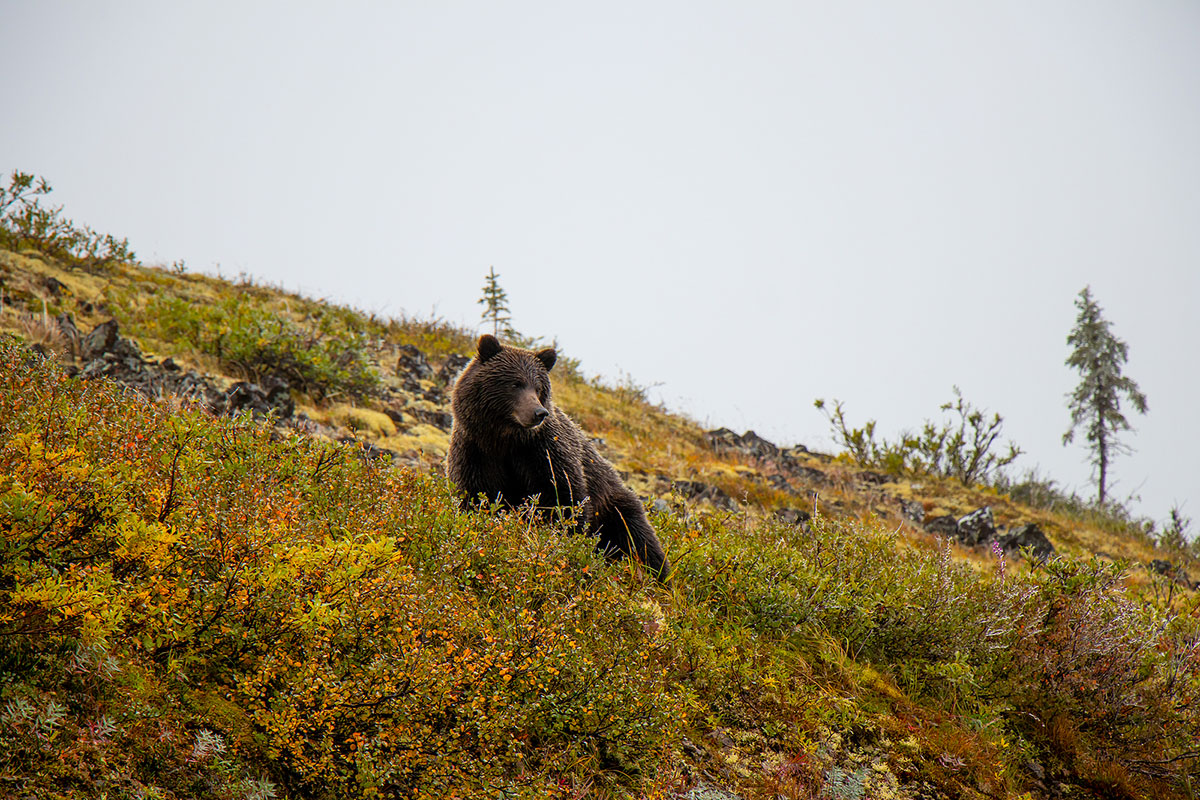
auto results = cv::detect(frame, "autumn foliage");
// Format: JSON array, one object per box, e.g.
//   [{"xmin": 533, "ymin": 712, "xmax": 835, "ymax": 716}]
[
  {"xmin": 0, "ymin": 338, "xmax": 680, "ymax": 798},
  {"xmin": 2, "ymin": 329, "xmax": 1199, "ymax": 799}
]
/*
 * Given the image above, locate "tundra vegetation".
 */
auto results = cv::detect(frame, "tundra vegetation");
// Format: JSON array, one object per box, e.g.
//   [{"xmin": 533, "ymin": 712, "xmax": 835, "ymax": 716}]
[{"xmin": 0, "ymin": 175, "xmax": 1197, "ymax": 799}]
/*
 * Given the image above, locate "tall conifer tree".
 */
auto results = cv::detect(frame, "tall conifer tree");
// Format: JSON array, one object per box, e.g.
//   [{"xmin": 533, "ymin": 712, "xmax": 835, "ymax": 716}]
[{"xmin": 1063, "ymin": 286, "xmax": 1148, "ymax": 505}]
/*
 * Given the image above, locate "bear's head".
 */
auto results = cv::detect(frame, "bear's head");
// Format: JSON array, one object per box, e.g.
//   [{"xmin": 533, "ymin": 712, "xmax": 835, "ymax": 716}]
[{"xmin": 452, "ymin": 334, "xmax": 558, "ymax": 436}]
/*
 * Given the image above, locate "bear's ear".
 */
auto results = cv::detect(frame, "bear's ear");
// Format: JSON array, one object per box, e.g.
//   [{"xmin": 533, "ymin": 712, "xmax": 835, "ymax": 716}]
[
  {"xmin": 477, "ymin": 334, "xmax": 502, "ymax": 362},
  {"xmin": 536, "ymin": 348, "xmax": 557, "ymax": 372}
]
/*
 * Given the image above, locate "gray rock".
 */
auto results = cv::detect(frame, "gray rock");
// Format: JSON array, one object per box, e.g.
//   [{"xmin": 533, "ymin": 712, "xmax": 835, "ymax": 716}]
[
  {"xmin": 739, "ymin": 430, "xmax": 779, "ymax": 458},
  {"xmin": 78, "ymin": 347, "xmax": 223, "ymax": 411},
  {"xmin": 1150, "ymin": 559, "xmax": 1175, "ymax": 576},
  {"xmin": 672, "ymin": 480, "xmax": 736, "ymax": 510},
  {"xmin": 997, "ymin": 523, "xmax": 1056, "ymax": 562},
  {"xmin": 110, "ymin": 335, "xmax": 143, "ymax": 361},
  {"xmin": 767, "ymin": 474, "xmax": 791, "ymax": 491},
  {"xmin": 219, "ymin": 379, "xmax": 294, "ymax": 419},
  {"xmin": 396, "ymin": 344, "xmax": 434, "ymax": 380},
  {"xmin": 73, "ymin": 322, "xmax": 287, "ymax": 417},
  {"xmin": 774, "ymin": 508, "xmax": 812, "ymax": 525},
  {"xmin": 899, "ymin": 498, "xmax": 925, "ymax": 524},
  {"xmin": 705, "ymin": 427, "xmax": 742, "ymax": 452},
  {"xmin": 81, "ymin": 319, "xmax": 120, "ymax": 360},
  {"xmin": 957, "ymin": 506, "xmax": 996, "ymax": 546},
  {"xmin": 705, "ymin": 427, "xmax": 787, "ymax": 459},
  {"xmin": 788, "ymin": 465, "xmax": 828, "ymax": 485},
  {"xmin": 42, "ymin": 275, "xmax": 68, "ymax": 297},
  {"xmin": 412, "ymin": 406, "xmax": 453, "ymax": 430},
  {"xmin": 924, "ymin": 515, "xmax": 960, "ymax": 537},
  {"xmin": 437, "ymin": 353, "xmax": 472, "ymax": 386},
  {"xmin": 395, "ymin": 344, "xmax": 436, "ymax": 392},
  {"xmin": 1149, "ymin": 558, "xmax": 1197, "ymax": 588},
  {"xmin": 55, "ymin": 313, "xmax": 82, "ymax": 354}
]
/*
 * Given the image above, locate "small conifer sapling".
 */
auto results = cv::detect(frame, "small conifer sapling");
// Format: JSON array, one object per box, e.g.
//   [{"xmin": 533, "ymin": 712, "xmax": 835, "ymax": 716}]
[{"xmin": 478, "ymin": 266, "xmax": 514, "ymax": 337}]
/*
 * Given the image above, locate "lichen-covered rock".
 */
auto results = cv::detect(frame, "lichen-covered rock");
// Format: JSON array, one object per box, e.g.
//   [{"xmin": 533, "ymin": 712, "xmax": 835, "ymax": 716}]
[
  {"xmin": 956, "ymin": 506, "xmax": 996, "ymax": 546},
  {"xmin": 996, "ymin": 522, "xmax": 1055, "ymax": 562}
]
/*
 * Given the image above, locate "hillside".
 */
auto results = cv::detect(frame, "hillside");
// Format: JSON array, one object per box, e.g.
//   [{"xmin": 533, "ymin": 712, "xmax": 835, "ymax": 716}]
[{"xmin": 2, "ymin": 245, "xmax": 1198, "ymax": 800}]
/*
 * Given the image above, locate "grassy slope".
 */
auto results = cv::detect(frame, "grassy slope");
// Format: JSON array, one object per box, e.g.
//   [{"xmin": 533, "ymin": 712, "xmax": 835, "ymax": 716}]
[{"xmin": 1, "ymin": 248, "xmax": 1198, "ymax": 800}]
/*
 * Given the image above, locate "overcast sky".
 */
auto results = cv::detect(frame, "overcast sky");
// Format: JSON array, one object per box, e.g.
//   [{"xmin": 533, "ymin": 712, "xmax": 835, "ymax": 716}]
[{"xmin": 4, "ymin": 1, "xmax": 1198, "ymax": 530}]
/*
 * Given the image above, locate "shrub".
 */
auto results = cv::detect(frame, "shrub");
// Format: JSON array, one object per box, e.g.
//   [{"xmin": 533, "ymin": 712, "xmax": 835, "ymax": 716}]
[
  {"xmin": 667, "ymin": 506, "xmax": 1200, "ymax": 793},
  {"xmin": 913, "ymin": 387, "xmax": 1023, "ymax": 485},
  {"xmin": 815, "ymin": 388, "xmax": 1022, "ymax": 485},
  {"xmin": 137, "ymin": 293, "xmax": 380, "ymax": 400},
  {"xmin": 0, "ymin": 170, "xmax": 135, "ymax": 267},
  {"xmin": 813, "ymin": 398, "xmax": 908, "ymax": 473},
  {"xmin": 981, "ymin": 556, "xmax": 1200, "ymax": 788}
]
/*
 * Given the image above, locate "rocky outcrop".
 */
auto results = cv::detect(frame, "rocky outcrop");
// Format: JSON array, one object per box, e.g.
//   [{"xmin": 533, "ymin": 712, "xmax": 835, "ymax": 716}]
[
  {"xmin": 410, "ymin": 406, "xmax": 453, "ymax": 430},
  {"xmin": 437, "ymin": 353, "xmax": 472, "ymax": 387},
  {"xmin": 924, "ymin": 506, "xmax": 1057, "ymax": 563},
  {"xmin": 55, "ymin": 318, "xmax": 458, "ymax": 472},
  {"xmin": 699, "ymin": 427, "xmax": 1059, "ymax": 567},
  {"xmin": 216, "ymin": 379, "xmax": 295, "ymax": 419},
  {"xmin": 65, "ymin": 317, "xmax": 297, "ymax": 422},
  {"xmin": 395, "ymin": 344, "xmax": 435, "ymax": 393},
  {"xmin": 72, "ymin": 319, "xmax": 222, "ymax": 407},
  {"xmin": 705, "ymin": 428, "xmax": 828, "ymax": 496},
  {"xmin": 396, "ymin": 344, "xmax": 434, "ymax": 380},
  {"xmin": 671, "ymin": 479, "xmax": 736, "ymax": 510},
  {"xmin": 857, "ymin": 470, "xmax": 889, "ymax": 486}
]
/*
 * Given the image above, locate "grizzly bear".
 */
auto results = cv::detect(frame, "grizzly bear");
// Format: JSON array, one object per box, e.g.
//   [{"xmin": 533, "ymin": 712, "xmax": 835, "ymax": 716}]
[{"xmin": 447, "ymin": 334, "xmax": 670, "ymax": 580}]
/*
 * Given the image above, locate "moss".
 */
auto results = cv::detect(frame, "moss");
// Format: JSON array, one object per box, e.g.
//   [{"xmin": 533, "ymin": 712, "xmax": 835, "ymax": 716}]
[
  {"xmin": 0, "ymin": 251, "xmax": 106, "ymax": 308},
  {"xmin": 378, "ymin": 424, "xmax": 449, "ymax": 458},
  {"xmin": 327, "ymin": 404, "xmax": 397, "ymax": 439},
  {"xmin": 405, "ymin": 398, "xmax": 444, "ymax": 415}
]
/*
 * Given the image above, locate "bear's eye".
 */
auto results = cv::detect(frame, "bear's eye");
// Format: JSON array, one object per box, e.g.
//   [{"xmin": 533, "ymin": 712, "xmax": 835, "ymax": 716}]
[{"xmin": 511, "ymin": 380, "xmax": 524, "ymax": 389}]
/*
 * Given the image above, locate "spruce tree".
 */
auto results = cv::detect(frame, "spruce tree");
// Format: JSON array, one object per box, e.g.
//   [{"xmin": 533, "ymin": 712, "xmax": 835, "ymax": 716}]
[
  {"xmin": 478, "ymin": 266, "xmax": 513, "ymax": 337},
  {"xmin": 1063, "ymin": 286, "xmax": 1148, "ymax": 505}
]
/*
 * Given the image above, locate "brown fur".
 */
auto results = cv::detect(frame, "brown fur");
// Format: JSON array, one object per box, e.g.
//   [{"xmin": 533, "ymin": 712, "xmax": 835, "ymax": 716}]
[{"xmin": 446, "ymin": 335, "xmax": 670, "ymax": 580}]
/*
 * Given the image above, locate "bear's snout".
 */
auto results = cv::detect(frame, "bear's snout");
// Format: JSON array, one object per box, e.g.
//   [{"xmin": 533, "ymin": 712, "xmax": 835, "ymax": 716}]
[{"xmin": 512, "ymin": 389, "xmax": 551, "ymax": 429}]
